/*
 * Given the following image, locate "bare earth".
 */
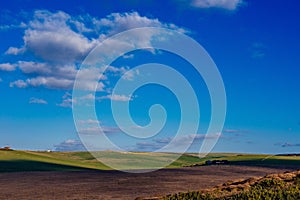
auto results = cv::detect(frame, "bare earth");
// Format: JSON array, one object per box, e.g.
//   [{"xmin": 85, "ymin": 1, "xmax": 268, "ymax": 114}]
[{"xmin": 0, "ymin": 166, "xmax": 296, "ymax": 200}]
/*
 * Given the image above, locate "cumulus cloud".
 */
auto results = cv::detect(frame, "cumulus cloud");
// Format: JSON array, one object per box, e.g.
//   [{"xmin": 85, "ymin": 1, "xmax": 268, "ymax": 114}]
[
  {"xmin": 29, "ymin": 97, "xmax": 48, "ymax": 104},
  {"xmin": 54, "ymin": 139, "xmax": 86, "ymax": 151},
  {"xmin": 0, "ymin": 63, "xmax": 16, "ymax": 71},
  {"xmin": 9, "ymin": 80, "xmax": 27, "ymax": 88},
  {"xmin": 191, "ymin": 0, "xmax": 244, "ymax": 10},
  {"xmin": 12, "ymin": 10, "xmax": 97, "ymax": 63},
  {"xmin": 91, "ymin": 12, "xmax": 179, "ymax": 36},
  {"xmin": 7, "ymin": 61, "xmax": 105, "ymax": 90},
  {"xmin": 2, "ymin": 10, "xmax": 186, "ymax": 92},
  {"xmin": 17, "ymin": 61, "xmax": 51, "ymax": 75},
  {"xmin": 10, "ymin": 76, "xmax": 74, "ymax": 90}
]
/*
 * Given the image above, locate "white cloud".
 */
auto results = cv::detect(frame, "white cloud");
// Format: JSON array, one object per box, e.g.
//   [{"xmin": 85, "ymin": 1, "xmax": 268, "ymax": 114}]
[
  {"xmin": 98, "ymin": 94, "xmax": 132, "ymax": 101},
  {"xmin": 5, "ymin": 47, "xmax": 25, "ymax": 55},
  {"xmin": 0, "ymin": 22, "xmax": 27, "ymax": 31},
  {"xmin": 80, "ymin": 93, "xmax": 96, "ymax": 100},
  {"xmin": 6, "ymin": 10, "xmax": 184, "ymax": 63},
  {"xmin": 0, "ymin": 63, "xmax": 16, "ymax": 71},
  {"xmin": 78, "ymin": 119, "xmax": 101, "ymax": 124},
  {"xmin": 92, "ymin": 12, "xmax": 163, "ymax": 36},
  {"xmin": 6, "ymin": 61, "xmax": 106, "ymax": 91},
  {"xmin": 123, "ymin": 69, "xmax": 140, "ymax": 81},
  {"xmin": 57, "ymin": 98, "xmax": 74, "ymax": 108},
  {"xmin": 78, "ymin": 126, "xmax": 121, "ymax": 135},
  {"xmin": 18, "ymin": 61, "xmax": 51, "ymax": 74},
  {"xmin": 29, "ymin": 97, "xmax": 48, "ymax": 104},
  {"xmin": 135, "ymin": 133, "xmax": 221, "ymax": 151},
  {"xmin": 191, "ymin": 0, "xmax": 244, "ymax": 10},
  {"xmin": 23, "ymin": 77, "xmax": 73, "ymax": 89},
  {"xmin": 56, "ymin": 92, "xmax": 75, "ymax": 108},
  {"xmin": 54, "ymin": 139, "xmax": 86, "ymax": 151},
  {"xmin": 9, "ymin": 80, "xmax": 27, "ymax": 88},
  {"xmin": 122, "ymin": 54, "xmax": 134, "ymax": 59},
  {"xmin": 3, "ymin": 10, "xmax": 187, "ymax": 92},
  {"xmin": 20, "ymin": 10, "xmax": 96, "ymax": 63}
]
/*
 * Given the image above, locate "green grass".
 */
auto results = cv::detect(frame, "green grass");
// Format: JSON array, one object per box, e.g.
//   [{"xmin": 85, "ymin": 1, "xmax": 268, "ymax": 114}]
[
  {"xmin": 1, "ymin": 150, "xmax": 300, "ymax": 172},
  {"xmin": 184, "ymin": 153, "xmax": 300, "ymax": 168},
  {"xmin": 0, "ymin": 150, "xmax": 111, "ymax": 172},
  {"xmin": 163, "ymin": 172, "xmax": 300, "ymax": 200}
]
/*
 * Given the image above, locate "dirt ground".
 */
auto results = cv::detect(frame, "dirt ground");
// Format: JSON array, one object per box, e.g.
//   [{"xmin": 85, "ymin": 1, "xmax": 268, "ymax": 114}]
[{"xmin": 0, "ymin": 166, "xmax": 296, "ymax": 200}]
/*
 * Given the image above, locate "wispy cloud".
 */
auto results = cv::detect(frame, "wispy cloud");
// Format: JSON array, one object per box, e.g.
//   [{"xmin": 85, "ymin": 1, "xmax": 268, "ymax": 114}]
[
  {"xmin": 135, "ymin": 133, "xmax": 221, "ymax": 151},
  {"xmin": 54, "ymin": 139, "xmax": 86, "ymax": 151},
  {"xmin": 190, "ymin": 0, "xmax": 244, "ymax": 10},
  {"xmin": 250, "ymin": 42, "xmax": 266, "ymax": 59},
  {"xmin": 0, "ymin": 22, "xmax": 27, "ymax": 31},
  {"xmin": 78, "ymin": 119, "xmax": 101, "ymax": 124},
  {"xmin": 276, "ymin": 142, "xmax": 300, "ymax": 148},
  {"xmin": 76, "ymin": 117, "xmax": 120, "ymax": 135},
  {"xmin": 29, "ymin": 97, "xmax": 48, "ymax": 105},
  {"xmin": 223, "ymin": 129, "xmax": 241, "ymax": 133},
  {"xmin": 122, "ymin": 54, "xmax": 134, "ymax": 59},
  {"xmin": 98, "ymin": 94, "xmax": 132, "ymax": 101},
  {"xmin": 122, "ymin": 69, "xmax": 140, "ymax": 81},
  {"xmin": 78, "ymin": 126, "xmax": 121, "ymax": 135},
  {"xmin": 56, "ymin": 92, "xmax": 75, "ymax": 108}
]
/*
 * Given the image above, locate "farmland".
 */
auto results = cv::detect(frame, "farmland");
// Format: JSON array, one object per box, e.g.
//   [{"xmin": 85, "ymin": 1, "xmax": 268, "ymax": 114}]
[
  {"xmin": 1, "ymin": 150, "xmax": 300, "ymax": 199},
  {"xmin": 1, "ymin": 150, "xmax": 300, "ymax": 172}
]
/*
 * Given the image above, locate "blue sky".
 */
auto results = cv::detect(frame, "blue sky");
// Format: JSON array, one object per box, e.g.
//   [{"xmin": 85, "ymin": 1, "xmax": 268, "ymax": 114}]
[{"xmin": 0, "ymin": 0, "xmax": 299, "ymax": 154}]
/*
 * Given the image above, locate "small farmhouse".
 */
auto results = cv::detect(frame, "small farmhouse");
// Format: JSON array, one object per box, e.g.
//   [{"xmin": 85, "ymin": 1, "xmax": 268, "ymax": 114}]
[{"xmin": 0, "ymin": 146, "xmax": 12, "ymax": 151}]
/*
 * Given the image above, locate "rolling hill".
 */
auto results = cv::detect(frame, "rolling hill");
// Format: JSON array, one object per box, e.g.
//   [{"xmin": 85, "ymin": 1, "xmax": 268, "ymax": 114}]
[{"xmin": 1, "ymin": 150, "xmax": 300, "ymax": 172}]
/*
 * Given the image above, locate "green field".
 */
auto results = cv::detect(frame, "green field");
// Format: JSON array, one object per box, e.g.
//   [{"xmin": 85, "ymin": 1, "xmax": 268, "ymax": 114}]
[
  {"xmin": 1, "ymin": 150, "xmax": 300, "ymax": 172},
  {"xmin": 164, "ymin": 169, "xmax": 300, "ymax": 200}
]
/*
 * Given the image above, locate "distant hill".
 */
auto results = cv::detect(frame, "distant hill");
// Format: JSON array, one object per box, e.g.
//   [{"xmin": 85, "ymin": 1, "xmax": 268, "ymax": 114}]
[{"xmin": 1, "ymin": 150, "xmax": 300, "ymax": 172}]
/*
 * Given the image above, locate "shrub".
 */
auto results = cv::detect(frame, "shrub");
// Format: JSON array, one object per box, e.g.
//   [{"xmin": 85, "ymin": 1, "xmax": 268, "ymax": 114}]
[{"xmin": 164, "ymin": 175, "xmax": 300, "ymax": 200}]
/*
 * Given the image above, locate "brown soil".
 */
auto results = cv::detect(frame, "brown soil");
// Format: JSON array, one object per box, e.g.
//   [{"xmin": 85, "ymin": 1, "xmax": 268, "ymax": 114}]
[{"xmin": 0, "ymin": 166, "xmax": 297, "ymax": 200}]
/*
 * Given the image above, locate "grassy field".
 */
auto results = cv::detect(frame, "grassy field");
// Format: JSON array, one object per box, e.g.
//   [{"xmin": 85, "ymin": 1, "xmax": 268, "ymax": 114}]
[
  {"xmin": 163, "ymin": 170, "xmax": 300, "ymax": 200},
  {"xmin": 1, "ymin": 150, "xmax": 300, "ymax": 172}
]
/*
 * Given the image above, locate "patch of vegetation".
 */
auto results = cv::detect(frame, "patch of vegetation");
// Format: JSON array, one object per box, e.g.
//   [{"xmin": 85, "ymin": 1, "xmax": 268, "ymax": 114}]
[
  {"xmin": 0, "ymin": 150, "xmax": 111, "ymax": 172},
  {"xmin": 1, "ymin": 151, "xmax": 300, "ymax": 172},
  {"xmin": 184, "ymin": 154, "xmax": 300, "ymax": 168},
  {"xmin": 163, "ymin": 171, "xmax": 300, "ymax": 200}
]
